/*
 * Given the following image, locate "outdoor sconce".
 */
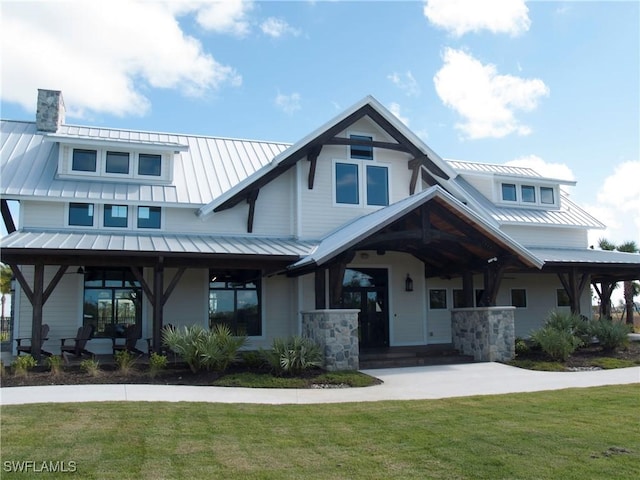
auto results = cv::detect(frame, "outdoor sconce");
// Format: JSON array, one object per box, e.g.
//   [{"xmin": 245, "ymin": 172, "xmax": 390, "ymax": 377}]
[{"xmin": 405, "ymin": 274, "xmax": 414, "ymax": 292}]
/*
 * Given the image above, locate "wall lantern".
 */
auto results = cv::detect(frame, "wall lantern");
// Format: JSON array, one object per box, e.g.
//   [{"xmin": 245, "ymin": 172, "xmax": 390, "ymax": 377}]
[{"xmin": 405, "ymin": 274, "xmax": 414, "ymax": 292}]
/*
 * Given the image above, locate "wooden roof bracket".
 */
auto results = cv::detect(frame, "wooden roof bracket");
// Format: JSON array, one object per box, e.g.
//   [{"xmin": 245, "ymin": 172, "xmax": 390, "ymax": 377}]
[
  {"xmin": 307, "ymin": 145, "xmax": 323, "ymax": 190},
  {"xmin": 246, "ymin": 190, "xmax": 260, "ymax": 233},
  {"xmin": 1, "ymin": 199, "xmax": 16, "ymax": 234}
]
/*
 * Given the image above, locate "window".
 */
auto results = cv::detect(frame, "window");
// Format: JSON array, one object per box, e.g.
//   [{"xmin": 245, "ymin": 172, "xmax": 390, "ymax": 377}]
[
  {"xmin": 138, "ymin": 153, "xmax": 162, "ymax": 176},
  {"xmin": 540, "ymin": 187, "xmax": 555, "ymax": 204},
  {"xmin": 366, "ymin": 165, "xmax": 389, "ymax": 206},
  {"xmin": 557, "ymin": 289, "xmax": 571, "ymax": 307},
  {"xmin": 350, "ymin": 134, "xmax": 373, "ymax": 160},
  {"xmin": 82, "ymin": 268, "xmax": 141, "ymax": 338},
  {"xmin": 104, "ymin": 205, "xmax": 128, "ymax": 228},
  {"xmin": 105, "ymin": 151, "xmax": 130, "ymax": 174},
  {"xmin": 501, "ymin": 183, "xmax": 517, "ymax": 201},
  {"xmin": 335, "ymin": 163, "xmax": 359, "ymax": 205},
  {"xmin": 72, "ymin": 149, "xmax": 97, "ymax": 172},
  {"xmin": 429, "ymin": 289, "xmax": 447, "ymax": 309},
  {"xmin": 69, "ymin": 203, "xmax": 94, "ymax": 226},
  {"xmin": 521, "ymin": 185, "xmax": 536, "ymax": 203},
  {"xmin": 137, "ymin": 206, "xmax": 161, "ymax": 229},
  {"xmin": 511, "ymin": 289, "xmax": 527, "ymax": 308},
  {"xmin": 209, "ymin": 270, "xmax": 261, "ymax": 336}
]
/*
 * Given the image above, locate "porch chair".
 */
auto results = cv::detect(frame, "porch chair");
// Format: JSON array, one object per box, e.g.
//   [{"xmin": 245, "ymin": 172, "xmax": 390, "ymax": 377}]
[
  {"xmin": 15, "ymin": 324, "xmax": 52, "ymax": 357},
  {"xmin": 145, "ymin": 323, "xmax": 175, "ymax": 356},
  {"xmin": 60, "ymin": 325, "xmax": 95, "ymax": 358},
  {"xmin": 112, "ymin": 323, "xmax": 145, "ymax": 356}
]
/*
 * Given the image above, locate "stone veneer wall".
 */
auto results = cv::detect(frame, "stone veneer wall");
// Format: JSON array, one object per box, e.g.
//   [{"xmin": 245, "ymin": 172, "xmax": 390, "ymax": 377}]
[
  {"xmin": 36, "ymin": 89, "xmax": 65, "ymax": 132},
  {"xmin": 451, "ymin": 307, "xmax": 516, "ymax": 362},
  {"xmin": 301, "ymin": 309, "xmax": 359, "ymax": 371}
]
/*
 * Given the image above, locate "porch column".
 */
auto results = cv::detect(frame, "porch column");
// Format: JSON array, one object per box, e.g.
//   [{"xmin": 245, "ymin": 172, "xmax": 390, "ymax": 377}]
[
  {"xmin": 302, "ymin": 309, "xmax": 359, "ymax": 371},
  {"xmin": 557, "ymin": 269, "xmax": 589, "ymax": 315},
  {"xmin": 461, "ymin": 271, "xmax": 474, "ymax": 308},
  {"xmin": 452, "ymin": 307, "xmax": 516, "ymax": 362},
  {"xmin": 152, "ymin": 261, "xmax": 164, "ymax": 353}
]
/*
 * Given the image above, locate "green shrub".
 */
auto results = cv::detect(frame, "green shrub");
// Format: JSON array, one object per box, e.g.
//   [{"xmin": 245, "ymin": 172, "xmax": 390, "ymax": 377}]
[
  {"xmin": 12, "ymin": 355, "xmax": 37, "ymax": 377},
  {"xmin": 0, "ymin": 332, "xmax": 9, "ymax": 342},
  {"xmin": 240, "ymin": 350, "xmax": 267, "ymax": 369},
  {"xmin": 590, "ymin": 319, "xmax": 631, "ymax": 352},
  {"xmin": 114, "ymin": 350, "xmax": 137, "ymax": 374},
  {"xmin": 148, "ymin": 352, "xmax": 168, "ymax": 378},
  {"xmin": 266, "ymin": 336, "xmax": 322, "ymax": 376},
  {"xmin": 530, "ymin": 326, "xmax": 582, "ymax": 362},
  {"xmin": 514, "ymin": 338, "xmax": 530, "ymax": 357},
  {"xmin": 45, "ymin": 355, "xmax": 64, "ymax": 376},
  {"xmin": 80, "ymin": 358, "xmax": 101, "ymax": 377},
  {"xmin": 162, "ymin": 324, "xmax": 247, "ymax": 373}
]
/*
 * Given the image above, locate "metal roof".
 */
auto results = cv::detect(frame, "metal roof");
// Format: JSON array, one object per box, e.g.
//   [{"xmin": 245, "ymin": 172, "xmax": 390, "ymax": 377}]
[
  {"xmin": 0, "ymin": 229, "xmax": 317, "ymax": 258},
  {"xmin": 1, "ymin": 120, "xmax": 290, "ymax": 206},
  {"xmin": 446, "ymin": 159, "xmax": 576, "ymax": 185},
  {"xmin": 453, "ymin": 176, "xmax": 604, "ymax": 229},
  {"xmin": 289, "ymin": 186, "xmax": 543, "ymax": 272},
  {"xmin": 528, "ymin": 247, "xmax": 640, "ymax": 266}
]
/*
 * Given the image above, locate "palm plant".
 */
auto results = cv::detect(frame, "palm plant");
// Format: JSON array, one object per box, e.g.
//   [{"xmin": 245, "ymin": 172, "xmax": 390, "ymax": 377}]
[{"xmin": 616, "ymin": 241, "xmax": 639, "ymax": 325}]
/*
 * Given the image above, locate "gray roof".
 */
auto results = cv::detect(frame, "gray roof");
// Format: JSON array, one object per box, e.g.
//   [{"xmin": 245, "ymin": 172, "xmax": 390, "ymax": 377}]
[
  {"xmin": 1, "ymin": 120, "xmax": 290, "ymax": 206},
  {"xmin": 0, "ymin": 229, "xmax": 317, "ymax": 258},
  {"xmin": 446, "ymin": 159, "xmax": 576, "ymax": 185},
  {"xmin": 289, "ymin": 186, "xmax": 544, "ymax": 272},
  {"xmin": 528, "ymin": 247, "xmax": 640, "ymax": 266},
  {"xmin": 453, "ymin": 176, "xmax": 604, "ymax": 229}
]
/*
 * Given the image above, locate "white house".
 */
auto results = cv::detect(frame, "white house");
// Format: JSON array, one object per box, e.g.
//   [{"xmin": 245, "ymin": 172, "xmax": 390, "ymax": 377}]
[{"xmin": 1, "ymin": 90, "xmax": 638, "ymax": 369}]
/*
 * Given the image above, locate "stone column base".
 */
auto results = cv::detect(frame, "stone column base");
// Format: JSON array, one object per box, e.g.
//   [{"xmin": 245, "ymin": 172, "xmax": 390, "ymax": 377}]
[
  {"xmin": 301, "ymin": 309, "xmax": 359, "ymax": 371},
  {"xmin": 451, "ymin": 307, "xmax": 515, "ymax": 362}
]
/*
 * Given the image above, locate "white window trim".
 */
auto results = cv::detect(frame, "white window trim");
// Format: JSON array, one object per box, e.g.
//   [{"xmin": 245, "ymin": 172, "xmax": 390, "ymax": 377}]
[
  {"xmin": 66, "ymin": 202, "xmax": 163, "ymax": 231},
  {"xmin": 495, "ymin": 181, "xmax": 559, "ymax": 208},
  {"xmin": 103, "ymin": 150, "xmax": 133, "ymax": 178}
]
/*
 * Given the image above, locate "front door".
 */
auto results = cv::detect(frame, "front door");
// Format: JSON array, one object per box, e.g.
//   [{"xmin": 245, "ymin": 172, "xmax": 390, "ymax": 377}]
[{"xmin": 341, "ymin": 268, "xmax": 389, "ymax": 349}]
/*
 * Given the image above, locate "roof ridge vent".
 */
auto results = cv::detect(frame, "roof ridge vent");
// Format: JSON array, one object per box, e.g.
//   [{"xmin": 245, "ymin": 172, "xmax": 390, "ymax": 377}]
[{"xmin": 36, "ymin": 89, "xmax": 66, "ymax": 133}]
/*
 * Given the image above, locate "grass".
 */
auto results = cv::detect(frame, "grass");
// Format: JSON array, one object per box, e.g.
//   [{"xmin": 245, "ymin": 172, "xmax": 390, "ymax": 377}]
[{"xmin": 1, "ymin": 385, "xmax": 639, "ymax": 479}]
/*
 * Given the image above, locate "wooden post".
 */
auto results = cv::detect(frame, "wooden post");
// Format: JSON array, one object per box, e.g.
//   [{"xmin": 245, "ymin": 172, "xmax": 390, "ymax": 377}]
[
  {"xmin": 31, "ymin": 264, "xmax": 45, "ymax": 361},
  {"xmin": 315, "ymin": 268, "xmax": 327, "ymax": 309},
  {"xmin": 152, "ymin": 260, "xmax": 164, "ymax": 353},
  {"xmin": 462, "ymin": 271, "xmax": 474, "ymax": 308}
]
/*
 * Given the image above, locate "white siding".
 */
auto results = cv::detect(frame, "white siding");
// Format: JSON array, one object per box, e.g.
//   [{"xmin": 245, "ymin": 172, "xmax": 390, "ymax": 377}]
[
  {"xmin": 459, "ymin": 173, "xmax": 494, "ymax": 201},
  {"xmin": 501, "ymin": 225, "xmax": 589, "ymax": 248},
  {"xmin": 22, "ymin": 201, "xmax": 65, "ymax": 229},
  {"xmin": 162, "ymin": 268, "xmax": 208, "ymax": 330}
]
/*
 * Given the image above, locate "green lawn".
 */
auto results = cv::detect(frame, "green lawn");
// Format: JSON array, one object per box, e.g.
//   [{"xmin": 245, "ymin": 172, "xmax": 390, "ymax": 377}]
[{"xmin": 1, "ymin": 385, "xmax": 639, "ymax": 479}]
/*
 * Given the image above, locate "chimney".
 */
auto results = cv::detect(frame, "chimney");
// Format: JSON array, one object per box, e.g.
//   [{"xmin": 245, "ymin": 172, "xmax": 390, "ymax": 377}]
[{"xmin": 36, "ymin": 89, "xmax": 65, "ymax": 132}]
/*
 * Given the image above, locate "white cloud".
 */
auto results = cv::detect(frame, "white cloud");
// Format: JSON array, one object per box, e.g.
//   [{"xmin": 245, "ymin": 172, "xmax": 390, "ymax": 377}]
[
  {"xmin": 433, "ymin": 48, "xmax": 549, "ymax": 139},
  {"xmin": 260, "ymin": 17, "xmax": 301, "ymax": 38},
  {"xmin": 275, "ymin": 92, "xmax": 301, "ymax": 115},
  {"xmin": 387, "ymin": 102, "xmax": 410, "ymax": 126},
  {"xmin": 1, "ymin": 1, "xmax": 243, "ymax": 118},
  {"xmin": 506, "ymin": 155, "xmax": 575, "ymax": 182},
  {"xmin": 192, "ymin": 0, "xmax": 254, "ymax": 37},
  {"xmin": 388, "ymin": 71, "xmax": 421, "ymax": 97},
  {"xmin": 585, "ymin": 161, "xmax": 640, "ymax": 247},
  {"xmin": 423, "ymin": 0, "xmax": 530, "ymax": 37}
]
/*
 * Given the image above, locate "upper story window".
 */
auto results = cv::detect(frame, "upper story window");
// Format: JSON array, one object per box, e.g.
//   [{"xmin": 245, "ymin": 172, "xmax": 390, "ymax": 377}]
[
  {"xmin": 540, "ymin": 187, "xmax": 554, "ymax": 204},
  {"xmin": 69, "ymin": 203, "xmax": 94, "ymax": 226},
  {"xmin": 336, "ymin": 163, "xmax": 359, "ymax": 205},
  {"xmin": 366, "ymin": 165, "xmax": 389, "ymax": 206},
  {"xmin": 350, "ymin": 134, "xmax": 373, "ymax": 160},
  {"xmin": 105, "ymin": 151, "xmax": 130, "ymax": 174},
  {"xmin": 499, "ymin": 182, "xmax": 558, "ymax": 207},
  {"xmin": 104, "ymin": 204, "xmax": 128, "ymax": 228},
  {"xmin": 138, "ymin": 154, "xmax": 162, "ymax": 176},
  {"xmin": 72, "ymin": 149, "xmax": 97, "ymax": 172},
  {"xmin": 137, "ymin": 206, "xmax": 161, "ymax": 229},
  {"xmin": 335, "ymin": 161, "xmax": 389, "ymax": 207}
]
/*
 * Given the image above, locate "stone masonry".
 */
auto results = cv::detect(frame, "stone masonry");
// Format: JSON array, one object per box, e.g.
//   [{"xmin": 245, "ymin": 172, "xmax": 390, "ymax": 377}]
[
  {"xmin": 301, "ymin": 309, "xmax": 359, "ymax": 371},
  {"xmin": 451, "ymin": 307, "xmax": 516, "ymax": 362},
  {"xmin": 36, "ymin": 89, "xmax": 65, "ymax": 132}
]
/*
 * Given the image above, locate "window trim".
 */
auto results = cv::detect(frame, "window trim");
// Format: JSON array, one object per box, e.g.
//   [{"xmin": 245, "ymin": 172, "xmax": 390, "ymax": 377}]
[
  {"xmin": 497, "ymin": 181, "xmax": 559, "ymax": 208},
  {"xmin": 332, "ymin": 158, "xmax": 390, "ymax": 208},
  {"xmin": 136, "ymin": 206, "xmax": 162, "ymax": 229},
  {"xmin": 68, "ymin": 202, "xmax": 95, "ymax": 227},
  {"xmin": 71, "ymin": 148, "xmax": 99, "ymax": 175},
  {"xmin": 104, "ymin": 150, "xmax": 131, "ymax": 176}
]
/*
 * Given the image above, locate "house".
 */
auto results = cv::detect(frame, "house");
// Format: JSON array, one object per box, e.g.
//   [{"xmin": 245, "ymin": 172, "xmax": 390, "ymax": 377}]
[{"xmin": 1, "ymin": 89, "xmax": 638, "ymax": 369}]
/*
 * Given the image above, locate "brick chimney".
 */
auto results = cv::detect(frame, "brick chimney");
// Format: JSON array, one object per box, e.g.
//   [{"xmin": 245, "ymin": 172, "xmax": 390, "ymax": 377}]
[{"xmin": 36, "ymin": 89, "xmax": 65, "ymax": 132}]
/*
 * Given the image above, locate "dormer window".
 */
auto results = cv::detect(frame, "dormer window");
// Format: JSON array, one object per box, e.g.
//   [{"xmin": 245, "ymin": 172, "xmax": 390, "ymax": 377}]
[
  {"xmin": 540, "ymin": 187, "xmax": 554, "ymax": 204},
  {"xmin": 105, "ymin": 151, "xmax": 130, "ymax": 174},
  {"xmin": 521, "ymin": 185, "xmax": 536, "ymax": 203},
  {"xmin": 72, "ymin": 149, "xmax": 97, "ymax": 172},
  {"xmin": 138, "ymin": 153, "xmax": 162, "ymax": 176},
  {"xmin": 501, "ymin": 183, "xmax": 517, "ymax": 202}
]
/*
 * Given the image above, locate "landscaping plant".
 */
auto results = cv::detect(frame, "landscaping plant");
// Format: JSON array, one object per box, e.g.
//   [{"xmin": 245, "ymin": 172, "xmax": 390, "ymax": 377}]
[
  {"xmin": 45, "ymin": 355, "xmax": 64, "ymax": 377},
  {"xmin": 590, "ymin": 318, "xmax": 631, "ymax": 352},
  {"xmin": 114, "ymin": 350, "xmax": 137, "ymax": 375},
  {"xmin": 265, "ymin": 336, "xmax": 322, "ymax": 376},
  {"xmin": 148, "ymin": 352, "xmax": 168, "ymax": 378},
  {"xmin": 80, "ymin": 358, "xmax": 101, "ymax": 377},
  {"xmin": 11, "ymin": 355, "xmax": 37, "ymax": 377}
]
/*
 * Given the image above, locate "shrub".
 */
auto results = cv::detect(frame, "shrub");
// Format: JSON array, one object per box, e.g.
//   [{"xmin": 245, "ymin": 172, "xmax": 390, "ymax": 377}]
[
  {"xmin": 590, "ymin": 319, "xmax": 631, "ymax": 352},
  {"xmin": 80, "ymin": 359, "xmax": 101, "ymax": 377},
  {"xmin": 240, "ymin": 350, "xmax": 267, "ymax": 369},
  {"xmin": 148, "ymin": 352, "xmax": 168, "ymax": 378},
  {"xmin": 162, "ymin": 324, "xmax": 247, "ymax": 373},
  {"xmin": 266, "ymin": 336, "xmax": 322, "ymax": 376},
  {"xmin": 114, "ymin": 350, "xmax": 137, "ymax": 375},
  {"xmin": 45, "ymin": 355, "xmax": 64, "ymax": 377},
  {"xmin": 514, "ymin": 337, "xmax": 530, "ymax": 357},
  {"xmin": 199, "ymin": 324, "xmax": 247, "ymax": 372},
  {"xmin": 530, "ymin": 326, "xmax": 582, "ymax": 362},
  {"xmin": 12, "ymin": 355, "xmax": 37, "ymax": 377},
  {"xmin": 0, "ymin": 360, "xmax": 4, "ymax": 379}
]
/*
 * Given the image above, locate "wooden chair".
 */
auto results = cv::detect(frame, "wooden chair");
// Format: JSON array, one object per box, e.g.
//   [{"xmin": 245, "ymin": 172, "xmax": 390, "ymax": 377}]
[
  {"xmin": 112, "ymin": 323, "xmax": 145, "ymax": 356},
  {"xmin": 60, "ymin": 325, "xmax": 95, "ymax": 358},
  {"xmin": 15, "ymin": 324, "xmax": 52, "ymax": 357},
  {"xmin": 146, "ymin": 323, "xmax": 175, "ymax": 356}
]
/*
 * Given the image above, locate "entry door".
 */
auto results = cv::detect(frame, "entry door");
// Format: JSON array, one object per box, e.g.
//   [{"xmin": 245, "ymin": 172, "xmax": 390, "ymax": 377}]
[{"xmin": 341, "ymin": 268, "xmax": 389, "ymax": 349}]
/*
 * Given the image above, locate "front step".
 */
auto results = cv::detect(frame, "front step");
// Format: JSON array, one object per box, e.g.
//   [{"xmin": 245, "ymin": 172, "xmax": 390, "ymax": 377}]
[{"xmin": 359, "ymin": 346, "xmax": 475, "ymax": 370}]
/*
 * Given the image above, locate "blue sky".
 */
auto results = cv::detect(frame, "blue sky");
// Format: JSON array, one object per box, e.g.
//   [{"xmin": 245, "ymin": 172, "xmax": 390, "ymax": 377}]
[{"xmin": 1, "ymin": 0, "xmax": 639, "ymax": 248}]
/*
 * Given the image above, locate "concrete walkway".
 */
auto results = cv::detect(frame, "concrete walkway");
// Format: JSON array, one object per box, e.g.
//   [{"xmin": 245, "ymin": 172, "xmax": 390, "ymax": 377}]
[{"xmin": 1, "ymin": 362, "xmax": 638, "ymax": 406}]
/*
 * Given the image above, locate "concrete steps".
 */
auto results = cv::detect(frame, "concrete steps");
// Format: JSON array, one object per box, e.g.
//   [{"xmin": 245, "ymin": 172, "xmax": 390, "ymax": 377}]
[{"xmin": 359, "ymin": 345, "xmax": 475, "ymax": 370}]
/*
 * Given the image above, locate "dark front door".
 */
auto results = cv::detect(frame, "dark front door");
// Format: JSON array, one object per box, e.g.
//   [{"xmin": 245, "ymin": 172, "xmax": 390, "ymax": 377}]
[{"xmin": 341, "ymin": 268, "xmax": 389, "ymax": 349}]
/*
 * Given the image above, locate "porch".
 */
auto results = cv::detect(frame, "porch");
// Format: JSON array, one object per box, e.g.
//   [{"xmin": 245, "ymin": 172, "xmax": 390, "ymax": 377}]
[{"xmin": 359, "ymin": 344, "xmax": 474, "ymax": 369}]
